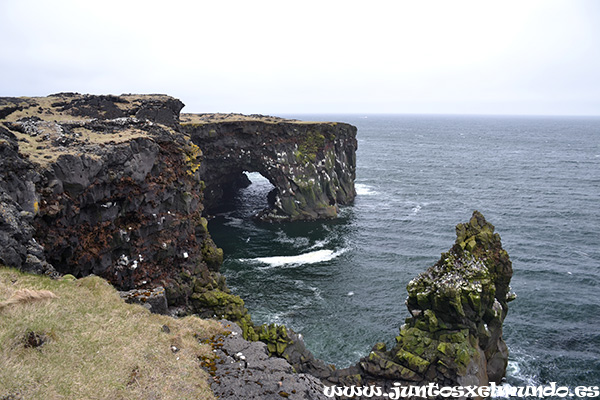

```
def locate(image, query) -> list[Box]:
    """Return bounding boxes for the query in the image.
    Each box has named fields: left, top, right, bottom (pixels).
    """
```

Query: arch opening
left=206, top=171, right=277, bottom=219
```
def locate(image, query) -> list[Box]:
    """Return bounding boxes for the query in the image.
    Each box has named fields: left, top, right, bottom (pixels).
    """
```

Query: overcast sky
left=1, top=0, right=599, bottom=115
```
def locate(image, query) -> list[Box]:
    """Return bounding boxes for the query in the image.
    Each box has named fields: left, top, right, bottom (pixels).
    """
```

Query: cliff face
left=261, top=211, right=515, bottom=393
left=0, top=94, right=358, bottom=323
left=181, top=114, right=357, bottom=221
left=0, top=94, right=514, bottom=397
left=0, top=94, right=232, bottom=318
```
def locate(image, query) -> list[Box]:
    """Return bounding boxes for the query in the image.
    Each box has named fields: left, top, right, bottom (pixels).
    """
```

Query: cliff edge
left=181, top=113, right=357, bottom=221
left=0, top=93, right=357, bottom=323
left=0, top=94, right=514, bottom=398
left=252, top=211, right=515, bottom=397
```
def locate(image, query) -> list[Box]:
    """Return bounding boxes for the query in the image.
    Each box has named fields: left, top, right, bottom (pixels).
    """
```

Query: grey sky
left=1, top=0, right=599, bottom=115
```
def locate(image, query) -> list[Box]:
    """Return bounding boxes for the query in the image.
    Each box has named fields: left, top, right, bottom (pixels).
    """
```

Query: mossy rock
left=253, top=323, right=294, bottom=357
left=365, top=351, right=422, bottom=381
left=437, top=329, right=469, bottom=344
left=201, top=238, right=223, bottom=270
left=395, top=350, right=430, bottom=374
left=436, top=337, right=477, bottom=374
left=195, top=216, right=209, bottom=235
left=190, top=289, right=247, bottom=321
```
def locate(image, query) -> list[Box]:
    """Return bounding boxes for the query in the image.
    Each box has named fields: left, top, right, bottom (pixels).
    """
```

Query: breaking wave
left=355, top=183, right=378, bottom=196
left=240, top=248, right=347, bottom=268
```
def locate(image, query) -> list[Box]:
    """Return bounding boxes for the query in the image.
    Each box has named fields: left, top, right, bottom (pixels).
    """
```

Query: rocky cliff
left=249, top=211, right=515, bottom=397
left=0, top=94, right=514, bottom=398
left=181, top=113, right=357, bottom=221
left=0, top=93, right=357, bottom=322
left=346, top=211, right=514, bottom=389
left=0, top=94, right=224, bottom=315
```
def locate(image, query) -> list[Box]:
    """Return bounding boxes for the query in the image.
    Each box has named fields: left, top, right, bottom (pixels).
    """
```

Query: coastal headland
left=0, top=94, right=513, bottom=399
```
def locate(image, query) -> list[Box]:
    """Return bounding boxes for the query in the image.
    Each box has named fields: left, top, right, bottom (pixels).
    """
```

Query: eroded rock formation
left=0, top=94, right=514, bottom=398
left=245, top=211, right=515, bottom=395
left=201, top=320, right=328, bottom=400
left=0, top=94, right=233, bottom=317
left=343, top=211, right=515, bottom=389
left=0, top=93, right=357, bottom=323
left=181, top=114, right=357, bottom=221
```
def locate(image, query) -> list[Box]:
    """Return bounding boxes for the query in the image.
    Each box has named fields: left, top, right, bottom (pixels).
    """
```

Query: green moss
left=455, top=344, right=473, bottom=367
left=396, top=350, right=430, bottom=374
left=435, top=335, right=477, bottom=373
left=296, top=130, right=326, bottom=164
left=279, top=196, right=299, bottom=218
left=395, top=326, right=440, bottom=364
left=253, top=323, right=294, bottom=357
left=437, top=341, right=451, bottom=356
left=373, top=342, right=387, bottom=352
left=237, top=315, right=257, bottom=341
left=190, top=289, right=247, bottom=321
left=201, top=238, right=223, bottom=270
left=195, top=216, right=209, bottom=235
left=184, top=142, right=202, bottom=176
left=415, top=309, right=440, bottom=332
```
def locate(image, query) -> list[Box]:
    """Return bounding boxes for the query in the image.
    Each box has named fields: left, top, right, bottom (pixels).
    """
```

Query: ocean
left=208, top=114, right=600, bottom=389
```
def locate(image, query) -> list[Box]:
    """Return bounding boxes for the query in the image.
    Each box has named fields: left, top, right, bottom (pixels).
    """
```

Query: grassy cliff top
left=0, top=93, right=176, bottom=123
left=0, top=267, right=223, bottom=400
left=0, top=94, right=181, bottom=168
left=180, top=112, right=337, bottom=126
left=0, top=94, right=341, bottom=169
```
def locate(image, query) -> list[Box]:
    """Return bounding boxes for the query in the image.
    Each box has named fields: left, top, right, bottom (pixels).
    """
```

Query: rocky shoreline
left=207, top=211, right=514, bottom=399
left=0, top=94, right=514, bottom=399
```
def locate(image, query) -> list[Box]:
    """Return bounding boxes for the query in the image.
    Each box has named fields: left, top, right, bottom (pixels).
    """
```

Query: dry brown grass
left=0, top=267, right=223, bottom=400
left=0, top=96, right=90, bottom=123
left=0, top=94, right=173, bottom=123
left=180, top=112, right=333, bottom=126
left=9, top=125, right=153, bottom=168
left=1, top=95, right=159, bottom=168
left=0, top=288, right=58, bottom=311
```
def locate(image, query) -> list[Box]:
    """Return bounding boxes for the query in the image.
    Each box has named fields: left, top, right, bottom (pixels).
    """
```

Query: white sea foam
left=241, top=248, right=347, bottom=268
left=355, top=183, right=378, bottom=196
left=274, top=231, right=310, bottom=248
left=293, top=280, right=324, bottom=301
left=308, top=239, right=329, bottom=250
left=224, top=217, right=244, bottom=227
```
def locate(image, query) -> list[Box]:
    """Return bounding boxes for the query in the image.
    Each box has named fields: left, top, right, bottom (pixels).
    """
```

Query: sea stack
left=325, top=211, right=515, bottom=391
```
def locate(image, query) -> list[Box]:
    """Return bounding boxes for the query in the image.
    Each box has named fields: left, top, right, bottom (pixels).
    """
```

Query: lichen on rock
left=1, top=94, right=516, bottom=399
left=0, top=94, right=234, bottom=320
left=326, top=210, right=515, bottom=390
left=182, top=115, right=357, bottom=221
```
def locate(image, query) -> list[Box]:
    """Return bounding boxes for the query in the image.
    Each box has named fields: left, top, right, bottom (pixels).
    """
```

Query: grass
left=0, top=94, right=174, bottom=124
left=0, top=267, right=223, bottom=400
left=180, top=112, right=335, bottom=126
left=0, top=95, right=176, bottom=168
left=1, top=96, right=88, bottom=123
left=9, top=124, right=153, bottom=167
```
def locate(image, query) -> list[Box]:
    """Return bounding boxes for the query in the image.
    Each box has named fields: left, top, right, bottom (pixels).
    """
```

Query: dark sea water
left=208, top=114, right=600, bottom=389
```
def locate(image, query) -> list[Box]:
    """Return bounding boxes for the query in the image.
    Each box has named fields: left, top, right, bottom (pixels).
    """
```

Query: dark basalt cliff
left=0, top=94, right=514, bottom=399
left=249, top=211, right=515, bottom=396
left=0, top=93, right=357, bottom=322
left=181, top=113, right=357, bottom=221
left=0, top=94, right=221, bottom=312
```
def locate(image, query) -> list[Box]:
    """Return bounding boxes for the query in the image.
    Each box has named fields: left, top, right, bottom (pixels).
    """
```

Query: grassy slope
left=0, top=267, right=223, bottom=400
